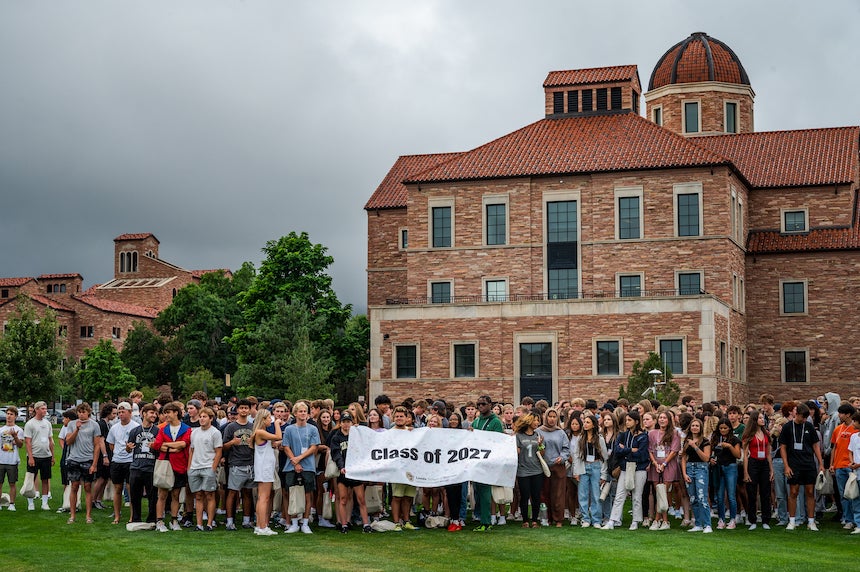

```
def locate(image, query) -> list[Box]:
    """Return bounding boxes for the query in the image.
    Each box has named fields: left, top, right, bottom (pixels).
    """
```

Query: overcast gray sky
left=2, top=1, right=859, bottom=313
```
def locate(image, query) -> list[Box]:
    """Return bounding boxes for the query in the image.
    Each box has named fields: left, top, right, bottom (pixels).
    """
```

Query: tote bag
left=153, top=453, right=174, bottom=490
left=287, top=485, right=306, bottom=516
left=365, top=484, right=383, bottom=514
left=492, top=486, right=514, bottom=505
left=324, top=452, right=340, bottom=479
left=624, top=462, right=637, bottom=491
left=815, top=470, right=834, bottom=495
left=538, top=454, right=551, bottom=478
left=21, top=472, right=38, bottom=498
left=655, top=477, right=669, bottom=513
left=843, top=472, right=859, bottom=500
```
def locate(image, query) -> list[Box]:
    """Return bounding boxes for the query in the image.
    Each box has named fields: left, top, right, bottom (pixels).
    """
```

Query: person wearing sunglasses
left=471, top=396, right=503, bottom=531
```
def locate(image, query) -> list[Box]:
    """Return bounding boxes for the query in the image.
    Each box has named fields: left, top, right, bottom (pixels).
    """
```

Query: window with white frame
left=673, top=183, right=703, bottom=237
left=615, top=187, right=643, bottom=240
left=484, top=278, right=507, bottom=302
left=617, top=273, right=642, bottom=297
left=683, top=101, right=700, bottom=134
left=399, top=228, right=408, bottom=250
left=725, top=101, right=738, bottom=133
left=483, top=194, right=509, bottom=246
left=780, top=280, right=807, bottom=315
left=429, top=198, right=454, bottom=248
left=677, top=271, right=703, bottom=295
left=430, top=281, right=452, bottom=304
left=781, top=208, right=808, bottom=233
left=652, top=105, right=662, bottom=126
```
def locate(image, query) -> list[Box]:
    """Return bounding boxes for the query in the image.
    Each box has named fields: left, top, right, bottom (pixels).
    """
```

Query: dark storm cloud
left=2, top=1, right=859, bottom=313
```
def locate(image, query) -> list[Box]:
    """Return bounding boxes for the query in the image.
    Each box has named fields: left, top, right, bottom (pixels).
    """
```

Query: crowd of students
left=1, top=391, right=859, bottom=537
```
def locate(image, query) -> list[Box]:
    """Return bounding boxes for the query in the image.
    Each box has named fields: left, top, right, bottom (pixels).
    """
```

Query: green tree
left=179, top=367, right=219, bottom=400
left=120, top=321, right=173, bottom=387
left=0, top=299, right=65, bottom=404
left=619, top=352, right=681, bottom=406
left=78, top=339, right=137, bottom=402
left=330, top=314, right=369, bottom=403
left=233, top=299, right=333, bottom=400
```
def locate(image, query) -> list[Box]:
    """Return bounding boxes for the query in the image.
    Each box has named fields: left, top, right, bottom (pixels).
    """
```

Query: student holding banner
left=471, top=395, right=504, bottom=532
left=329, top=412, right=372, bottom=534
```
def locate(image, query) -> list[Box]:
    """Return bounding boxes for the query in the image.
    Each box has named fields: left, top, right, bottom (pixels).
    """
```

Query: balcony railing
left=386, top=289, right=706, bottom=305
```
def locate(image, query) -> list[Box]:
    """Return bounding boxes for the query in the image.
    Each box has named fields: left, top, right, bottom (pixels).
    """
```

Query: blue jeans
left=686, top=462, right=711, bottom=528
left=715, top=462, right=738, bottom=522
left=836, top=468, right=860, bottom=526
left=577, top=462, right=603, bottom=525
left=772, top=457, right=788, bottom=523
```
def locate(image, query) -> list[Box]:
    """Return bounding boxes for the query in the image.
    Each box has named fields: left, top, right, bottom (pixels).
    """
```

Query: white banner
left=345, top=425, right=517, bottom=487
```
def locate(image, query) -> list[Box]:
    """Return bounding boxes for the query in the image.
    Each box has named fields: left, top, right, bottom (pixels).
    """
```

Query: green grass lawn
left=2, top=437, right=855, bottom=571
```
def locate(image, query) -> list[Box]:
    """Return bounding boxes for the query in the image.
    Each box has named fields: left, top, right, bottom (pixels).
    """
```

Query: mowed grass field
left=2, top=433, right=856, bottom=571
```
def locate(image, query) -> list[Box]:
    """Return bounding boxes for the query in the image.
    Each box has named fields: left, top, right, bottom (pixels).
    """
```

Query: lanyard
left=793, top=422, right=803, bottom=447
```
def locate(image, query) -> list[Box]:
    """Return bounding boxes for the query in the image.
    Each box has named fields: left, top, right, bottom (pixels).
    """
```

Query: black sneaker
left=363, top=524, right=373, bottom=533
left=340, top=525, right=349, bottom=534
left=204, top=525, right=213, bottom=532
left=242, top=522, right=254, bottom=529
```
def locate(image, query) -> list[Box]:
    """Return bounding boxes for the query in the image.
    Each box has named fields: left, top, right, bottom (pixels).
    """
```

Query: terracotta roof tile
left=73, top=294, right=158, bottom=319
left=691, top=127, right=859, bottom=188
left=365, top=152, right=462, bottom=210
left=28, top=294, right=76, bottom=313
left=38, top=273, right=83, bottom=280
left=114, top=233, right=158, bottom=242
left=543, top=65, right=639, bottom=88
left=649, top=32, right=750, bottom=90
left=0, top=277, right=35, bottom=287
left=748, top=211, right=860, bottom=255
left=406, top=113, right=728, bottom=184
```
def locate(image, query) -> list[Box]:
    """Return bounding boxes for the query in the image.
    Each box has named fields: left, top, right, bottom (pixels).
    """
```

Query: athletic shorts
left=392, top=483, right=417, bottom=498
left=96, top=460, right=111, bottom=481
left=170, top=470, right=188, bottom=490
left=227, top=465, right=256, bottom=491
left=27, top=456, right=52, bottom=480
left=282, top=471, right=317, bottom=493
left=109, top=462, right=131, bottom=485
left=0, top=464, right=18, bottom=484
left=67, top=460, right=96, bottom=483
left=337, top=475, right=364, bottom=489
left=188, top=468, right=218, bottom=493
left=788, top=467, right=817, bottom=486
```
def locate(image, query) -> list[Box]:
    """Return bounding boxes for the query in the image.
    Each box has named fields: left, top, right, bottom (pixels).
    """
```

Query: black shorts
left=110, top=462, right=132, bottom=485
left=171, top=471, right=188, bottom=490
left=67, top=460, right=96, bottom=483
left=96, top=459, right=111, bottom=480
left=337, top=475, right=364, bottom=489
left=788, top=467, right=817, bottom=486
left=282, top=471, right=317, bottom=493
left=27, top=457, right=52, bottom=480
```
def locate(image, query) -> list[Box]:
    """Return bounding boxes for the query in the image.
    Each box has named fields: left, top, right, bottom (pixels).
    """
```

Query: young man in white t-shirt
left=0, top=406, right=25, bottom=511
left=106, top=402, right=139, bottom=524
left=187, top=407, right=223, bottom=531
left=847, top=412, right=860, bottom=534
left=23, top=401, right=55, bottom=511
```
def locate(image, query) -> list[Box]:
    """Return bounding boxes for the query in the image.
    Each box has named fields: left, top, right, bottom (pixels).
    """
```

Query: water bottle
left=538, top=503, right=548, bottom=525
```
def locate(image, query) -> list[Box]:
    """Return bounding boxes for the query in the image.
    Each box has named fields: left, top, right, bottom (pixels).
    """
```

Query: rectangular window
left=430, top=282, right=451, bottom=304
left=684, top=101, right=700, bottom=133
left=610, top=87, right=622, bottom=110
left=432, top=206, right=451, bottom=247
left=453, top=344, right=476, bottom=378
left=112, top=327, right=121, bottom=339
left=720, top=341, right=727, bottom=376
left=581, top=90, right=593, bottom=112
left=58, top=325, right=67, bottom=337
left=677, top=193, right=700, bottom=236
left=781, top=281, right=806, bottom=314
left=659, top=339, right=684, bottom=374
left=1, top=289, right=8, bottom=298
left=547, top=200, right=578, bottom=299
left=80, top=326, right=94, bottom=338
left=653, top=106, right=662, bottom=126
left=619, top=275, right=641, bottom=297
left=547, top=201, right=577, bottom=243
left=548, top=269, right=578, bottom=299
left=567, top=90, right=578, bottom=113
left=596, top=88, right=608, bottom=110
left=596, top=341, right=620, bottom=375
left=678, top=272, right=702, bottom=295
left=725, top=101, right=737, bottom=133
left=553, top=91, right=564, bottom=114
left=618, top=195, right=641, bottom=239
left=486, top=203, right=506, bottom=245
left=783, top=350, right=807, bottom=383
left=396, top=345, right=417, bottom=378
left=632, top=89, right=639, bottom=113
left=485, top=279, right=507, bottom=302
left=783, top=210, right=807, bottom=233
left=400, top=229, right=408, bottom=249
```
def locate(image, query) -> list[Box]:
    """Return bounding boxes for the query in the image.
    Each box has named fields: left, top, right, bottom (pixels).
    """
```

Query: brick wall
left=747, top=184, right=855, bottom=231
left=645, top=86, right=753, bottom=135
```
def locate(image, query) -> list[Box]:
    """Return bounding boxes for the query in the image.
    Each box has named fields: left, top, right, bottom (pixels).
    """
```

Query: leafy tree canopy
left=619, top=351, right=681, bottom=406
left=0, top=299, right=64, bottom=404
left=78, top=339, right=137, bottom=402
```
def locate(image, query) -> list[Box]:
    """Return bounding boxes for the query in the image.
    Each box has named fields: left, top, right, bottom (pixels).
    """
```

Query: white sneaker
left=649, top=520, right=661, bottom=530
left=28, top=504, right=35, bottom=511
left=843, top=522, right=855, bottom=530
left=286, top=522, right=300, bottom=533
left=748, top=524, right=757, bottom=531
left=254, top=527, right=278, bottom=536
left=786, top=522, right=796, bottom=531
left=498, top=516, right=507, bottom=526
left=569, top=517, right=578, bottom=526
left=169, top=520, right=181, bottom=531
left=581, top=521, right=590, bottom=528
left=808, top=522, right=819, bottom=532
left=156, top=521, right=168, bottom=533
left=762, top=524, right=770, bottom=530
left=301, top=522, right=313, bottom=534
left=628, top=522, right=638, bottom=531
left=703, top=526, right=713, bottom=533
left=7, top=505, right=15, bottom=512
left=602, top=522, right=614, bottom=530
left=851, top=528, right=860, bottom=535
left=490, top=515, right=497, bottom=525
left=688, top=526, right=703, bottom=532
left=41, top=502, right=50, bottom=511
left=540, top=518, right=549, bottom=527
left=659, top=521, right=670, bottom=530
left=318, top=517, right=336, bottom=528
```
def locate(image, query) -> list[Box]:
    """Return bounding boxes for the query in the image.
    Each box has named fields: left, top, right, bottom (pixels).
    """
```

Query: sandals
left=531, top=521, right=540, bottom=528
left=522, top=522, right=530, bottom=528
left=111, top=519, right=120, bottom=525
left=67, top=517, right=76, bottom=525
left=86, top=517, right=94, bottom=524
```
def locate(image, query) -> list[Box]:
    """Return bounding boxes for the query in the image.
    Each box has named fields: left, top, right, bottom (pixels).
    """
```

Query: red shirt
left=747, top=432, right=769, bottom=461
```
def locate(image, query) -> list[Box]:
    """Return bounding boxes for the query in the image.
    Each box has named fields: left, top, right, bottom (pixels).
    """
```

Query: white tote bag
left=624, top=462, right=637, bottom=491
left=844, top=472, right=859, bottom=500
left=287, top=485, right=306, bottom=516
left=21, top=472, right=37, bottom=498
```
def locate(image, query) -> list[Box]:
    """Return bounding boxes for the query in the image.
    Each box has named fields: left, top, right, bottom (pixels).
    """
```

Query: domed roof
left=649, top=32, right=750, bottom=90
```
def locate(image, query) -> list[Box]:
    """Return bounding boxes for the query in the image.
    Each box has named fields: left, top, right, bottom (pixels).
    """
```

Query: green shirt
left=472, top=413, right=503, bottom=433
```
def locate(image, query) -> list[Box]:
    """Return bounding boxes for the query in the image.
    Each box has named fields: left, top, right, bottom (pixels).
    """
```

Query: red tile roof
left=38, top=273, right=83, bottom=280
left=406, top=113, right=729, bottom=184
left=114, top=233, right=159, bottom=242
left=365, top=152, right=462, bottom=210
left=191, top=269, right=232, bottom=279
left=650, top=32, right=750, bottom=90
left=28, top=294, right=75, bottom=313
left=0, top=277, right=35, bottom=287
left=691, top=127, right=859, bottom=189
left=74, top=295, right=159, bottom=319
left=543, top=65, right=639, bottom=88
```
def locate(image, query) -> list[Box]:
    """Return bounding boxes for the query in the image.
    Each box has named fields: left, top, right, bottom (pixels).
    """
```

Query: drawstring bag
left=624, top=462, right=637, bottom=491
left=655, top=476, right=669, bottom=513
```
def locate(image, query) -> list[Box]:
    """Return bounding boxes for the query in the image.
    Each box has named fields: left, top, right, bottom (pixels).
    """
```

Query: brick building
left=0, top=233, right=224, bottom=360
left=365, top=32, right=860, bottom=406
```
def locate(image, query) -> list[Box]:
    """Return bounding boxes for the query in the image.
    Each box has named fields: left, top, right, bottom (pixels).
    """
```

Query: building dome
left=649, top=32, right=750, bottom=91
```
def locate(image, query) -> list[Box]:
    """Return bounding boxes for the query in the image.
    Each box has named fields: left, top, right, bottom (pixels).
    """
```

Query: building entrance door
left=519, top=342, right=552, bottom=403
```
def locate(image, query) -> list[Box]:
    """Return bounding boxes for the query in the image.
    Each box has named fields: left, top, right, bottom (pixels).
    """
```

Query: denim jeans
left=772, top=457, right=788, bottom=523
left=686, top=462, right=711, bottom=528
left=577, top=462, right=603, bottom=525
left=836, top=468, right=860, bottom=525
left=715, top=462, right=738, bottom=522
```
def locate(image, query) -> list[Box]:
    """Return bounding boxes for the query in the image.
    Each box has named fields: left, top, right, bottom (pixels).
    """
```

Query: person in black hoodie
left=329, top=412, right=371, bottom=534
left=605, top=410, right=650, bottom=530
